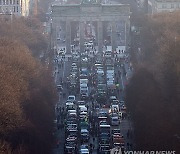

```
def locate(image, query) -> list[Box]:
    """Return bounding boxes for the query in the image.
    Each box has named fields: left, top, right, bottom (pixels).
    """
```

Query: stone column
left=50, top=18, right=54, bottom=50
left=66, top=20, right=71, bottom=54
left=111, top=21, right=116, bottom=52
left=51, top=18, right=58, bottom=51
left=98, top=21, right=103, bottom=52
left=80, top=21, right=85, bottom=52
left=125, top=19, right=130, bottom=49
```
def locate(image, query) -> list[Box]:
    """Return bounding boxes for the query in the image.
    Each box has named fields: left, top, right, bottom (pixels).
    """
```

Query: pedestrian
left=63, top=92, right=66, bottom=98
left=127, top=142, right=129, bottom=150
left=127, top=129, right=130, bottom=138
left=92, top=101, right=94, bottom=109
left=93, top=137, right=95, bottom=143
left=59, top=106, right=62, bottom=114
left=117, top=88, right=120, bottom=94
left=129, top=143, right=133, bottom=150
left=90, top=143, right=93, bottom=153
left=57, top=114, right=60, bottom=123
left=56, top=139, right=60, bottom=148
left=56, top=106, right=58, bottom=113
left=118, top=70, right=121, bottom=76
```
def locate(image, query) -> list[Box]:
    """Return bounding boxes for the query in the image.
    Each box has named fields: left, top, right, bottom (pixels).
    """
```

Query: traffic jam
left=54, top=40, right=132, bottom=154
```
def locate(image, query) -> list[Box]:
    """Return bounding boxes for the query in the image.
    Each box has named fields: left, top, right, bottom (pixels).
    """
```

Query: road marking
left=121, top=72, right=124, bottom=90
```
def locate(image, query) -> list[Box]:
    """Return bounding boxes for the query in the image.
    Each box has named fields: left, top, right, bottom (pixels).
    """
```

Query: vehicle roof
left=81, top=129, right=88, bottom=133
left=112, top=104, right=119, bottom=107
left=99, top=124, right=111, bottom=127
left=112, top=116, right=119, bottom=119
left=66, top=102, right=74, bottom=105
left=68, top=95, right=75, bottom=98
left=110, top=96, right=117, bottom=99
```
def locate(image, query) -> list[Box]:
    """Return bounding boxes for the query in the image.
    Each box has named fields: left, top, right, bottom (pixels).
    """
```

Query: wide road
left=50, top=1, right=139, bottom=153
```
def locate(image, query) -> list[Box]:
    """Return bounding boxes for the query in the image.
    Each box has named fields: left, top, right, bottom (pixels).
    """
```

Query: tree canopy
left=0, top=16, right=48, bottom=57
left=0, top=16, right=57, bottom=153
left=126, top=11, right=180, bottom=152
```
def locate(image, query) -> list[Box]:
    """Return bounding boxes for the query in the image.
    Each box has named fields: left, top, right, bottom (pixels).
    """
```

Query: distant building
left=0, top=0, right=31, bottom=16
left=21, top=0, right=30, bottom=16
left=148, top=0, right=180, bottom=14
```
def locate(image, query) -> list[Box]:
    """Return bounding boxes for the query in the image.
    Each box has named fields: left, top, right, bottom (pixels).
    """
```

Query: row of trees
left=0, top=16, right=57, bottom=153
left=126, top=11, right=180, bottom=152
left=0, top=17, right=48, bottom=58
left=37, top=0, right=53, bottom=21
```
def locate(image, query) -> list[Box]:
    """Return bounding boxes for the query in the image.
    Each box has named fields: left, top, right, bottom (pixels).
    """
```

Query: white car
left=79, top=106, right=87, bottom=112
left=71, top=63, right=77, bottom=68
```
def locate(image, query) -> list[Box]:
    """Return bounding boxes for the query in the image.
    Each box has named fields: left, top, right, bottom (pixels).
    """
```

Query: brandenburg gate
left=50, top=0, right=131, bottom=53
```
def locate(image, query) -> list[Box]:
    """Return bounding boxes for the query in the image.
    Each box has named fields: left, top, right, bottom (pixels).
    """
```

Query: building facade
left=0, top=0, right=31, bottom=16
left=148, top=0, right=180, bottom=14
left=20, top=0, right=30, bottom=16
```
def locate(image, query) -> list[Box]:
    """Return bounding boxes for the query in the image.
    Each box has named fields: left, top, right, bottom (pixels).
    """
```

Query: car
left=99, top=145, right=110, bottom=153
left=78, top=101, right=86, bottom=106
left=67, top=109, right=77, bottom=116
left=111, top=116, right=120, bottom=126
left=99, top=120, right=108, bottom=126
left=66, top=124, right=78, bottom=132
left=79, top=144, right=89, bottom=154
left=112, top=129, right=121, bottom=136
left=80, top=93, right=88, bottom=100
left=72, top=53, right=80, bottom=59
left=109, top=96, right=117, bottom=102
left=79, top=106, right=88, bottom=113
left=112, top=134, right=125, bottom=147
left=79, top=114, right=88, bottom=121
left=72, top=57, right=79, bottom=63
left=56, top=84, right=63, bottom=91
left=66, top=101, right=75, bottom=111
left=64, top=141, right=76, bottom=154
left=71, top=63, right=77, bottom=67
left=68, top=95, right=76, bottom=103
left=66, top=136, right=77, bottom=142
left=80, top=129, right=89, bottom=142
